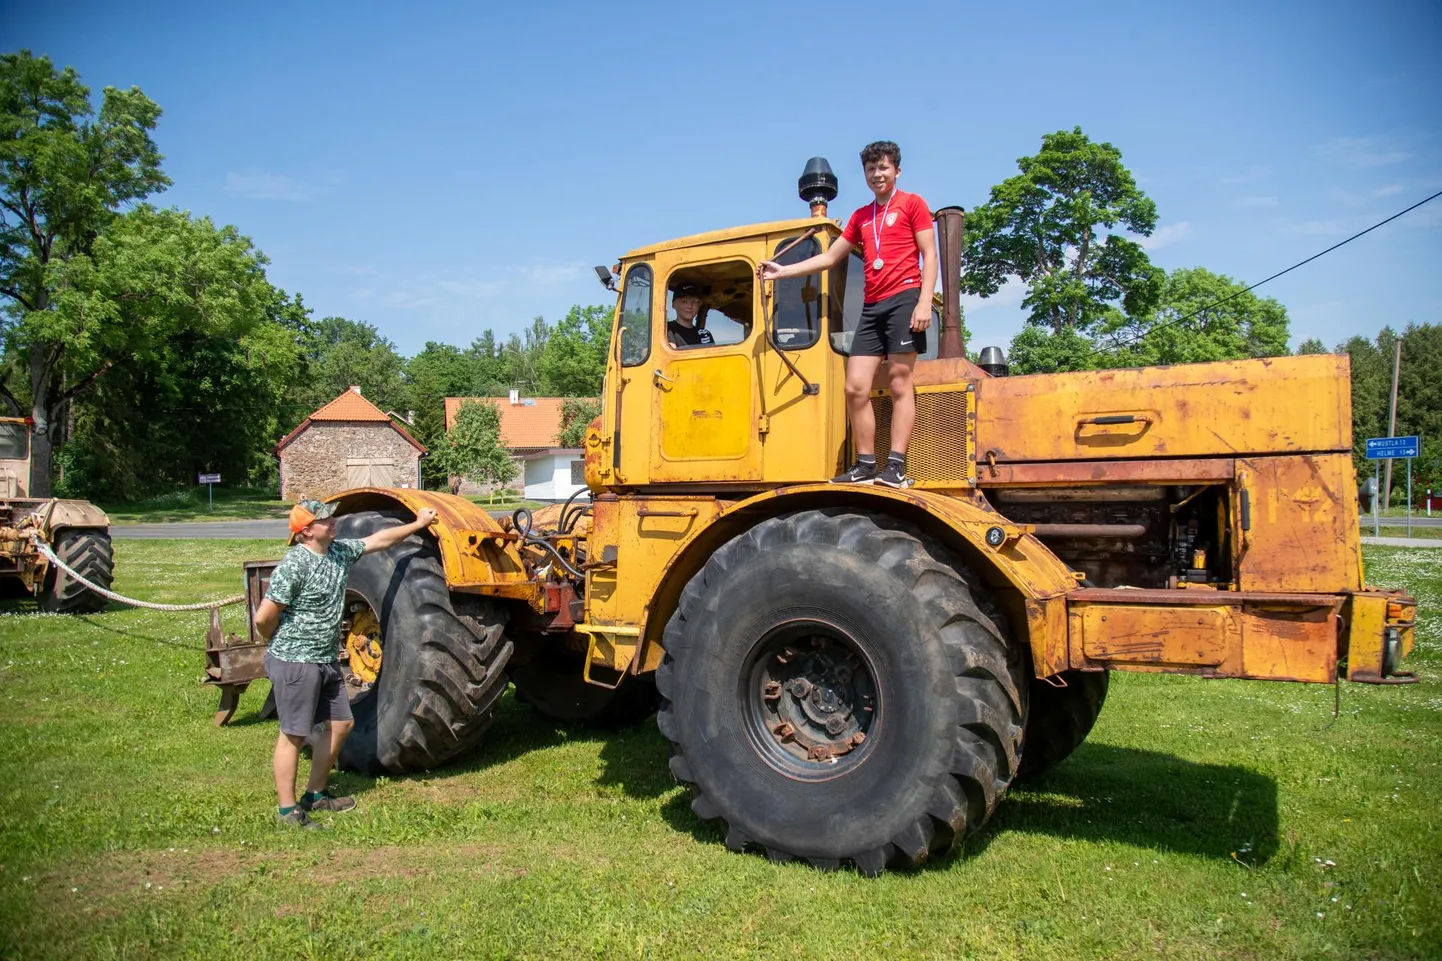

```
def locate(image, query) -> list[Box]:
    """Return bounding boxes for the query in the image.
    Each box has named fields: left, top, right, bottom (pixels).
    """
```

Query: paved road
left=1362, top=515, right=1442, bottom=529
left=110, top=519, right=292, bottom=539
left=1360, top=535, right=1442, bottom=548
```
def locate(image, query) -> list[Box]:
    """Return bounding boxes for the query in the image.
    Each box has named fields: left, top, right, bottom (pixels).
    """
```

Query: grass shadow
left=966, top=742, right=1279, bottom=866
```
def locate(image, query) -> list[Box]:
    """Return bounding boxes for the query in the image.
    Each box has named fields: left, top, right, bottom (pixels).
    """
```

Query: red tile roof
left=445, top=396, right=593, bottom=450
left=276, top=386, right=427, bottom=454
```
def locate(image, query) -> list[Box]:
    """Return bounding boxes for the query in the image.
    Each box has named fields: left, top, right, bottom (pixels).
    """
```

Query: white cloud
left=1314, top=137, right=1413, bottom=168
left=223, top=171, right=312, bottom=201
left=1235, top=195, right=1279, bottom=208
left=1139, top=221, right=1193, bottom=250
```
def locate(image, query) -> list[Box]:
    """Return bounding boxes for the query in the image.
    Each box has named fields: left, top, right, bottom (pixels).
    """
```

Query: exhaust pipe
left=935, top=206, right=966, bottom=359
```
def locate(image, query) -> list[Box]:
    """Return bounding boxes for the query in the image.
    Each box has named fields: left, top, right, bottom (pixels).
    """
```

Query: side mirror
left=594, top=266, right=617, bottom=291
left=1359, top=476, right=1378, bottom=513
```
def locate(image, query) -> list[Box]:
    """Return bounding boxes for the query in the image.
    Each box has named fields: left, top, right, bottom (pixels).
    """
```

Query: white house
left=443, top=394, right=589, bottom=502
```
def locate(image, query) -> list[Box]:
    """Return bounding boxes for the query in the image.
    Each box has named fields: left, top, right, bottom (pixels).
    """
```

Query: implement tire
left=1018, top=669, right=1109, bottom=781
left=509, top=644, right=659, bottom=728
left=334, top=510, right=514, bottom=774
left=39, top=529, right=114, bottom=614
left=656, top=509, right=1027, bottom=875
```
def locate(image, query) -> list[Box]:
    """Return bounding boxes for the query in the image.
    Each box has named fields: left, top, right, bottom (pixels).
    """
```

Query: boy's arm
left=757, top=237, right=853, bottom=282
left=911, top=227, right=938, bottom=331
left=361, top=508, right=440, bottom=555
left=254, top=598, right=285, bottom=641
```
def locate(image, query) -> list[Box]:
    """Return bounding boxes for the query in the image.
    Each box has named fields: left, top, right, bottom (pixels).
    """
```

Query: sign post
left=1365, top=436, right=1420, bottom=540
left=198, top=472, right=221, bottom=511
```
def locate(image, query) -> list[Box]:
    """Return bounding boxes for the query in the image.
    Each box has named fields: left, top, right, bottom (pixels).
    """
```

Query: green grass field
left=100, top=488, right=291, bottom=525
left=0, top=541, right=1438, bottom=959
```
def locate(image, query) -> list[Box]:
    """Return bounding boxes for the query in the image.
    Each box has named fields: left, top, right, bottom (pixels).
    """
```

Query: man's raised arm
left=361, top=507, right=439, bottom=555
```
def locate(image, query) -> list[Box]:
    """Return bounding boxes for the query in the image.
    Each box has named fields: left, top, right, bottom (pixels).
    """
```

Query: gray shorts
left=265, top=652, right=353, bottom=737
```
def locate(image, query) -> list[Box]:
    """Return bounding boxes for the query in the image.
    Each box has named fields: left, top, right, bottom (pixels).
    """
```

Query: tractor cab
left=0, top=417, right=31, bottom=499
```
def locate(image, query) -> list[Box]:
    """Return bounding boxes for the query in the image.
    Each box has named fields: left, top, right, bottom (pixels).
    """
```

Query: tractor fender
left=43, top=499, right=110, bottom=533
left=639, top=484, right=1078, bottom=677
left=325, top=488, right=532, bottom=593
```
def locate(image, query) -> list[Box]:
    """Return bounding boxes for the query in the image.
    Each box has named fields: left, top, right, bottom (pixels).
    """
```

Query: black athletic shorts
left=851, top=288, right=926, bottom=357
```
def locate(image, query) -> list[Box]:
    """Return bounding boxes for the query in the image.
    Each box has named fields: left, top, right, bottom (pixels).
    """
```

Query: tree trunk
left=28, top=336, right=54, bottom=497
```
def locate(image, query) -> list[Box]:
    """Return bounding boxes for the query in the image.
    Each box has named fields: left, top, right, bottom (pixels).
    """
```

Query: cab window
left=771, top=235, right=822, bottom=350
left=618, top=264, right=652, bottom=367
left=828, top=250, right=938, bottom=360
left=0, top=422, right=27, bottom=460
left=663, top=261, right=753, bottom=350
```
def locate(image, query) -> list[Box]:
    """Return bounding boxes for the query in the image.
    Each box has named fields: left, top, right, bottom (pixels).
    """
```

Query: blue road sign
left=1365, top=435, right=1420, bottom=459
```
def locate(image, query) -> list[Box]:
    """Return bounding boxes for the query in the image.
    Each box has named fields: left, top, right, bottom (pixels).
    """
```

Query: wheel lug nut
left=772, top=722, right=796, bottom=742
left=763, top=680, right=781, bottom=701
left=825, top=716, right=847, bottom=735
left=788, top=678, right=812, bottom=698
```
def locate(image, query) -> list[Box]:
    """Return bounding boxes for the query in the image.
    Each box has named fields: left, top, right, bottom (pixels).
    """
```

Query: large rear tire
left=1018, top=669, right=1109, bottom=780
left=509, top=643, right=659, bottom=728
left=39, top=528, right=114, bottom=614
left=656, top=509, right=1027, bottom=875
left=333, top=510, right=514, bottom=774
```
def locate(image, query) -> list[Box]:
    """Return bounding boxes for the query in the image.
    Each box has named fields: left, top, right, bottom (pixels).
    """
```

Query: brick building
left=276, top=387, right=426, bottom=501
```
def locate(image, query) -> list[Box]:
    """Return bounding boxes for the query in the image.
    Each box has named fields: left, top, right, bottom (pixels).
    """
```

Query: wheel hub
left=749, top=623, right=876, bottom=775
left=342, top=600, right=382, bottom=687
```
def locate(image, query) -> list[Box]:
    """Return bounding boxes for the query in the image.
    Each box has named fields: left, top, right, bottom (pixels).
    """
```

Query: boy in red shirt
left=759, top=141, right=936, bottom=487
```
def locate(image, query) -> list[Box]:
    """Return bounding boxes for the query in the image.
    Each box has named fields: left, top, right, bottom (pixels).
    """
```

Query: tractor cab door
left=648, top=249, right=762, bottom=485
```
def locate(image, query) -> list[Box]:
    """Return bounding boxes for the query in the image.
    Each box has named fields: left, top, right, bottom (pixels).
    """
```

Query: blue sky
left=8, top=0, right=1440, bottom=357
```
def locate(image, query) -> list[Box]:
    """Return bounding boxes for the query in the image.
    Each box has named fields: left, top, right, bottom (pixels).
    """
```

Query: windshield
left=0, top=422, right=28, bottom=460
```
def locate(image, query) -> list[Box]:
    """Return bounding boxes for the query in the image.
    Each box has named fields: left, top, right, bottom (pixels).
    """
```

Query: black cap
left=671, top=283, right=704, bottom=299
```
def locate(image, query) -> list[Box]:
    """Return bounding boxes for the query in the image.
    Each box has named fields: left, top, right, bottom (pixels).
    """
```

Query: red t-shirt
left=841, top=190, right=932, bottom=303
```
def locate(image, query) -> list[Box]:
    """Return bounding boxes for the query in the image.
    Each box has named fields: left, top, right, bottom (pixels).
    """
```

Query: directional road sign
left=1365, top=436, right=1419, bottom=459
left=198, top=472, right=222, bottom=484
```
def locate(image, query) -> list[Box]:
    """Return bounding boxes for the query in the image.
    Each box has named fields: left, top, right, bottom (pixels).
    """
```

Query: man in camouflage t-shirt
left=253, top=498, right=438, bottom=828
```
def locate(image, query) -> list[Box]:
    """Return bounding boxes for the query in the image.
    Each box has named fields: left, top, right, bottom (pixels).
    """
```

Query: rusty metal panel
left=1344, top=591, right=1416, bottom=682
left=862, top=385, right=974, bottom=487
left=1079, top=604, right=1232, bottom=666
left=974, top=354, right=1351, bottom=463
left=1068, top=588, right=1344, bottom=682
left=1235, top=453, right=1362, bottom=593
left=978, top=457, right=1235, bottom=487
left=1027, top=595, right=1070, bottom=677
left=1241, top=602, right=1337, bottom=683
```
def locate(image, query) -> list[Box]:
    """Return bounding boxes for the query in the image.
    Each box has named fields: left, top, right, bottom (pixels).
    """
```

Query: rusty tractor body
left=0, top=417, right=114, bottom=613
left=238, top=163, right=1415, bottom=874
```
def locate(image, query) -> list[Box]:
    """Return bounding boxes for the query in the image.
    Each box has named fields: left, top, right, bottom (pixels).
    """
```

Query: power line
left=1089, top=188, right=1442, bottom=357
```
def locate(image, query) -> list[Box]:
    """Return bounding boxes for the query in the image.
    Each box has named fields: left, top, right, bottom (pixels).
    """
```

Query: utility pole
left=1384, top=337, right=1402, bottom=510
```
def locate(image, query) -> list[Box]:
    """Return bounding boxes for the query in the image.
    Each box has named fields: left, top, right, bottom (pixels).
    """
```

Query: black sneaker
left=300, top=790, right=356, bottom=813
left=830, top=460, right=878, bottom=485
left=278, top=808, right=326, bottom=830
left=875, top=461, right=914, bottom=488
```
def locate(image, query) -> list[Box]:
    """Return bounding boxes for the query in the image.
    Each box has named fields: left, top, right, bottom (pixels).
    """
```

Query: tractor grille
left=861, top=386, right=973, bottom=486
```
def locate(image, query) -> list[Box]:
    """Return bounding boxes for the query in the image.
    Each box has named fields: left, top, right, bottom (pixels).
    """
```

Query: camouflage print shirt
left=264, top=539, right=367, bottom=663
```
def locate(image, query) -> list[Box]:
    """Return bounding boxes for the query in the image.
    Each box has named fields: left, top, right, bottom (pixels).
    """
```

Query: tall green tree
left=1296, top=337, right=1327, bottom=355
left=0, top=51, right=170, bottom=494
left=1090, top=268, right=1290, bottom=367
left=405, top=341, right=484, bottom=487
left=45, top=207, right=287, bottom=499
left=300, top=316, right=408, bottom=414
left=538, top=304, right=611, bottom=396
left=432, top=399, right=516, bottom=495
left=556, top=397, right=602, bottom=448
left=502, top=315, right=550, bottom=393
left=964, top=127, right=1163, bottom=334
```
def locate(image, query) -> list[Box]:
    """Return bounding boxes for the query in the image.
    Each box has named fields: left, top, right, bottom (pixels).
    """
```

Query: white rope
left=31, top=535, right=246, bottom=612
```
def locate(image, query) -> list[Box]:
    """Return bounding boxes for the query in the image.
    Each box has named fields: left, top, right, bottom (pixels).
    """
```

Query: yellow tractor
left=242, top=160, right=1415, bottom=875
left=0, top=416, right=114, bottom=612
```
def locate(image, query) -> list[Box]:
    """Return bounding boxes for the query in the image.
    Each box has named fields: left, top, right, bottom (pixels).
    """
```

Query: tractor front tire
left=39, top=528, right=114, bottom=614
left=1018, top=669, right=1109, bottom=780
left=334, top=510, right=514, bottom=774
left=656, top=509, right=1027, bottom=875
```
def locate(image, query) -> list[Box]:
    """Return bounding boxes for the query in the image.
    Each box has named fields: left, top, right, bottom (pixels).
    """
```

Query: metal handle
left=636, top=507, right=699, bottom=518
left=653, top=369, right=675, bottom=383
left=1078, top=414, right=1153, bottom=427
